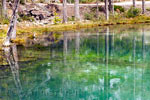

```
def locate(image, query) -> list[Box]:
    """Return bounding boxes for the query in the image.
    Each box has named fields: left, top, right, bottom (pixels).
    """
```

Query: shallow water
left=0, top=24, right=150, bottom=100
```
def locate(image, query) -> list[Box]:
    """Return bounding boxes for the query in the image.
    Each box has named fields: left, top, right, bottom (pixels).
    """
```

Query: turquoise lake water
left=0, top=24, right=150, bottom=100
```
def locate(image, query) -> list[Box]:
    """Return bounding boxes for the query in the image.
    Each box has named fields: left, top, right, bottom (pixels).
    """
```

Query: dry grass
left=0, top=15, right=150, bottom=46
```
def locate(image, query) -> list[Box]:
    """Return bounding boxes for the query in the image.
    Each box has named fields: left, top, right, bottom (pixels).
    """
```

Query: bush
left=114, top=5, right=125, bottom=12
left=80, top=0, right=96, bottom=3
left=53, top=12, right=62, bottom=24
left=23, top=16, right=34, bottom=21
left=68, top=16, right=75, bottom=21
left=84, top=13, right=95, bottom=20
left=18, top=15, right=34, bottom=22
left=91, top=6, right=105, bottom=12
left=146, top=8, right=150, bottom=11
left=126, top=7, right=141, bottom=18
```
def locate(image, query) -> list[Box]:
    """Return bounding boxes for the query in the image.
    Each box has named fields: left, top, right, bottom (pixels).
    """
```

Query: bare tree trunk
left=74, top=0, right=80, bottom=21
left=108, top=0, right=112, bottom=12
left=96, top=0, right=99, bottom=19
left=2, top=0, right=7, bottom=18
left=63, top=0, right=67, bottom=23
left=133, top=0, right=135, bottom=7
left=105, top=0, right=109, bottom=20
left=11, top=17, right=17, bottom=39
left=112, top=0, right=114, bottom=15
left=3, top=0, right=20, bottom=46
left=142, top=0, right=145, bottom=14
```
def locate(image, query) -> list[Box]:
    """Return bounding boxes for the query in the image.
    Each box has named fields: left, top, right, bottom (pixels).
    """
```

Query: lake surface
left=0, top=24, right=150, bottom=100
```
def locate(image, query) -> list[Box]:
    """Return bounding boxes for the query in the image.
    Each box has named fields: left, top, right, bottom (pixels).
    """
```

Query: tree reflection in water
left=63, top=32, right=68, bottom=65
left=1, top=25, right=150, bottom=100
left=3, top=44, right=23, bottom=100
left=105, top=27, right=109, bottom=100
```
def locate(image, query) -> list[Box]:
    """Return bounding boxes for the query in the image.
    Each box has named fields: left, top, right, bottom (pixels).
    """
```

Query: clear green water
left=0, top=24, right=150, bottom=100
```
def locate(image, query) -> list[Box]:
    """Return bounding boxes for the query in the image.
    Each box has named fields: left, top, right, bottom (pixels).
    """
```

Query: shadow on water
left=1, top=24, right=150, bottom=100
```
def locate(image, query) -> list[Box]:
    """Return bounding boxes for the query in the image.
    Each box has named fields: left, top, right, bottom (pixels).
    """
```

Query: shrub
left=98, top=14, right=105, bottom=21
left=23, top=15, right=34, bottom=21
left=53, top=12, right=62, bottom=24
left=126, top=7, right=141, bottom=18
left=114, top=5, right=125, bottom=12
left=91, top=6, right=105, bottom=12
left=68, top=16, right=75, bottom=21
left=53, top=16, right=62, bottom=24
left=146, top=8, right=150, bottom=11
left=18, top=15, right=34, bottom=22
left=80, top=0, right=96, bottom=3
left=84, top=13, right=95, bottom=20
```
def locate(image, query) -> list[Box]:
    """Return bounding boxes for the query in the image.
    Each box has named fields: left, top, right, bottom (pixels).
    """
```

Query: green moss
left=1, top=15, right=150, bottom=46
left=11, top=38, right=26, bottom=45
left=0, top=29, right=6, bottom=38
left=0, top=17, right=9, bottom=24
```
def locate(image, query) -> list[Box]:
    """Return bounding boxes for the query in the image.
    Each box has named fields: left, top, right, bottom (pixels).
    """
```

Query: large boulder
left=17, top=3, right=60, bottom=21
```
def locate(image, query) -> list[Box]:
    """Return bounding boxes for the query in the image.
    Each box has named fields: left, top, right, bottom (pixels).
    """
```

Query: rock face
left=16, top=3, right=104, bottom=22
left=7, top=3, right=108, bottom=23
left=17, top=3, right=60, bottom=21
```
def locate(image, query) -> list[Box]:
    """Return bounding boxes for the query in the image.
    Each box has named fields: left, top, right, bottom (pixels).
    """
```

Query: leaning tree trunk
left=3, top=0, right=20, bottom=46
left=4, top=45, right=23, bottom=99
left=63, top=0, right=67, bottom=23
left=142, top=0, right=145, bottom=14
left=2, top=0, right=7, bottom=18
left=74, top=0, right=80, bottom=21
left=105, top=0, right=109, bottom=20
